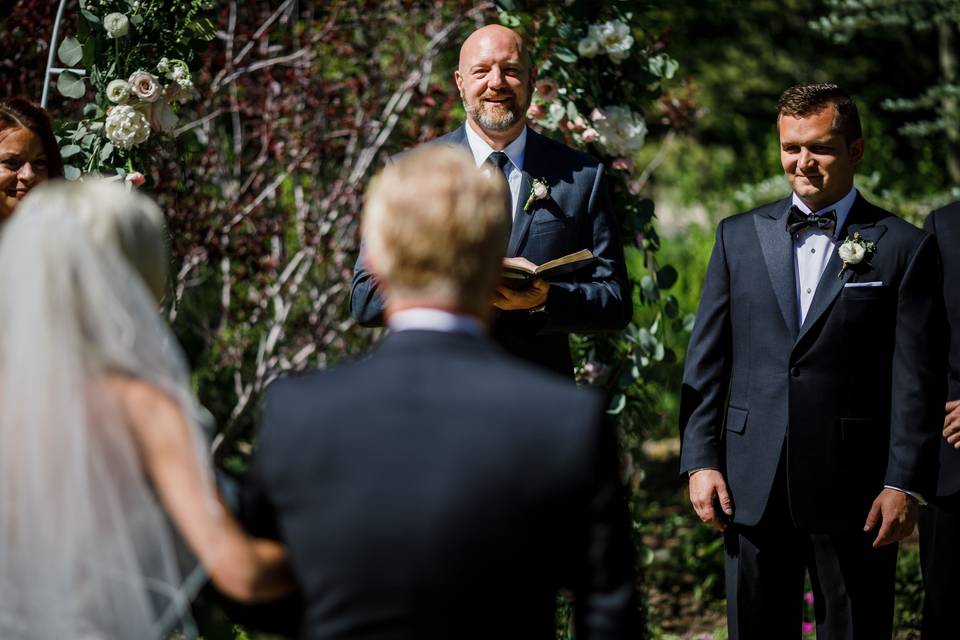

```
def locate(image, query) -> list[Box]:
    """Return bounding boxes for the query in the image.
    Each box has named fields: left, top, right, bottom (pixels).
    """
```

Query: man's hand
left=944, top=399, right=960, bottom=448
left=863, top=488, right=919, bottom=548
left=493, top=278, right=549, bottom=311
left=688, top=469, right=734, bottom=532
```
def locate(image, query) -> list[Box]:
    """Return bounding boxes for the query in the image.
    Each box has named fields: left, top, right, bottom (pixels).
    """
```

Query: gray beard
left=463, top=99, right=521, bottom=132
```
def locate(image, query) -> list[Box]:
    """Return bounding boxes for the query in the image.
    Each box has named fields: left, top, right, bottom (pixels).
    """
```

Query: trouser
left=724, top=462, right=898, bottom=640
left=918, top=491, right=960, bottom=640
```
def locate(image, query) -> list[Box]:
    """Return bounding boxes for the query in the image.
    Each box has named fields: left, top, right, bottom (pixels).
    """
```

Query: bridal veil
left=0, top=180, right=216, bottom=638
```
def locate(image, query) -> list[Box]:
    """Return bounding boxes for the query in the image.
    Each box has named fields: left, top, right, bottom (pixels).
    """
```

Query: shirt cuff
left=688, top=467, right=719, bottom=477
left=884, top=484, right=927, bottom=506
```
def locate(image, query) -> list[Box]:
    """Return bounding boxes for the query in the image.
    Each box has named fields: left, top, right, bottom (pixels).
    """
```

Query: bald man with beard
left=351, top=25, right=632, bottom=378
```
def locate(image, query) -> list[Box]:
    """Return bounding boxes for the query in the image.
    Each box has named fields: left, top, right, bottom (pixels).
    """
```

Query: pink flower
left=612, top=157, right=634, bottom=172
left=590, top=107, right=606, bottom=121
left=125, top=171, right=146, bottom=188
left=581, top=127, right=600, bottom=143
left=802, top=621, right=815, bottom=635
left=566, top=115, right=587, bottom=133
left=527, top=102, right=546, bottom=120
left=804, top=591, right=814, bottom=605
left=627, top=179, right=642, bottom=194
left=535, top=79, right=559, bottom=101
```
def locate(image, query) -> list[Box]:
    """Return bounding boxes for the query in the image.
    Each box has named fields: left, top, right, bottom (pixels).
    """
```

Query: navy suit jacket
left=680, top=193, right=946, bottom=531
left=241, top=330, right=639, bottom=640
left=350, top=125, right=632, bottom=376
left=924, top=202, right=960, bottom=498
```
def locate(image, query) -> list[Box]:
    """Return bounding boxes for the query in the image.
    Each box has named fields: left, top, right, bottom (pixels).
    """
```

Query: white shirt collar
left=463, top=121, right=527, bottom=173
left=387, top=308, right=485, bottom=336
left=791, top=185, right=858, bottom=239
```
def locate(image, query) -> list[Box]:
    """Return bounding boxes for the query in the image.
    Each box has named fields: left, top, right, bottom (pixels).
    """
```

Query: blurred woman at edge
left=0, top=97, right=64, bottom=221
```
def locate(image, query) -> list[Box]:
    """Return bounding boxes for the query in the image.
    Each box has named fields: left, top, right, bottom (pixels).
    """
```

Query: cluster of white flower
left=589, top=106, right=647, bottom=156
left=577, top=19, right=634, bottom=63
left=104, top=105, right=150, bottom=150
left=103, top=63, right=193, bottom=148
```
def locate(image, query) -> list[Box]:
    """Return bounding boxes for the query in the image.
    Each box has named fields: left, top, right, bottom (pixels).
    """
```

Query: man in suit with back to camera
left=679, top=83, right=946, bottom=639
left=240, top=145, right=639, bottom=639
left=350, top=24, right=632, bottom=378
left=919, top=202, right=960, bottom=639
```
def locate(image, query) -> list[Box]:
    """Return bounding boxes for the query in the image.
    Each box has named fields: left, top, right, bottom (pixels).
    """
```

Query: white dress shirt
left=387, top=307, right=484, bottom=336
left=464, top=122, right=526, bottom=221
left=792, top=186, right=857, bottom=326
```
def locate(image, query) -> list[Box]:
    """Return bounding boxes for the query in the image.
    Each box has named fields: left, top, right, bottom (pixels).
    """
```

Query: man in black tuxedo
left=350, top=24, right=631, bottom=377
left=679, top=83, right=945, bottom=639
left=920, top=202, right=960, bottom=639
left=240, top=145, right=639, bottom=639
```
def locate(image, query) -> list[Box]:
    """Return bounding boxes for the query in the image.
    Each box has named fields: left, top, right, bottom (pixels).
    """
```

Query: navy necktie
left=486, top=151, right=514, bottom=219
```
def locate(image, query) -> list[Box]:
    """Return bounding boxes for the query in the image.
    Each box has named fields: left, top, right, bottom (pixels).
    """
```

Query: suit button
left=790, top=366, right=800, bottom=377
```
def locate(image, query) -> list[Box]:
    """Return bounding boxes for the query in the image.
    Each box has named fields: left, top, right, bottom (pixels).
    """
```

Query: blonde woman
left=0, top=180, right=294, bottom=638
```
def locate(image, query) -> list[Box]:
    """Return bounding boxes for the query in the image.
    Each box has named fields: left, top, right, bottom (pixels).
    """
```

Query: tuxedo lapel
left=754, top=200, right=799, bottom=337
left=506, top=131, right=544, bottom=257
left=795, top=195, right=889, bottom=344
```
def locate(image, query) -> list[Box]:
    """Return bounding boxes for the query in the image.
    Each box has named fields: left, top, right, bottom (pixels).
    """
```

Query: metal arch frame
left=41, top=0, right=86, bottom=109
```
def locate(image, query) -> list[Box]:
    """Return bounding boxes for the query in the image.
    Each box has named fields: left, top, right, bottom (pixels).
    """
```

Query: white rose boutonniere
left=524, top=178, right=550, bottom=212
left=837, top=232, right=876, bottom=278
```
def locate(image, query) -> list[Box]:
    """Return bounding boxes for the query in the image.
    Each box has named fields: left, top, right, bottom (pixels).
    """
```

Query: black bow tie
left=786, top=206, right=836, bottom=237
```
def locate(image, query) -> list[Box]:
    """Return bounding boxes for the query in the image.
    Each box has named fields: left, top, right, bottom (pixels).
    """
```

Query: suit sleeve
left=542, top=164, right=632, bottom=333
left=217, top=383, right=304, bottom=636
left=884, top=232, right=947, bottom=496
left=350, top=242, right=387, bottom=327
left=573, top=413, right=641, bottom=639
left=678, top=219, right=732, bottom=475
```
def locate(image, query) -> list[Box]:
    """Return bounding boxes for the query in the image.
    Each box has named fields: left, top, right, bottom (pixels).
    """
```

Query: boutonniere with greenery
left=523, top=177, right=550, bottom=211
left=837, top=232, right=876, bottom=278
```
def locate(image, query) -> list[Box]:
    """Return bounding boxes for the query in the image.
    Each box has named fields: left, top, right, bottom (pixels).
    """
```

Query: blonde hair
left=18, top=179, right=169, bottom=301
left=362, top=145, right=510, bottom=310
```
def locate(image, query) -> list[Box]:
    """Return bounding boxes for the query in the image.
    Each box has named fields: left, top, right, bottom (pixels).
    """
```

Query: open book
left=501, top=249, right=595, bottom=289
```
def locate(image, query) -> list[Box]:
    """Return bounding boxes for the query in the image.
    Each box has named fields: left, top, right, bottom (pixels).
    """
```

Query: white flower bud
left=103, top=13, right=130, bottom=39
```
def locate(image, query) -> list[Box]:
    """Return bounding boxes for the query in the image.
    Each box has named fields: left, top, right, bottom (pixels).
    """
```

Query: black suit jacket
left=924, top=202, right=960, bottom=498
left=242, top=330, right=638, bottom=639
left=350, top=126, right=632, bottom=376
left=680, top=192, right=946, bottom=531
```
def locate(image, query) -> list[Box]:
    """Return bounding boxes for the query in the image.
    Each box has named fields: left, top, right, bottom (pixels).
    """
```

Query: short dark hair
left=0, top=97, right=65, bottom=179
left=777, top=83, right=862, bottom=144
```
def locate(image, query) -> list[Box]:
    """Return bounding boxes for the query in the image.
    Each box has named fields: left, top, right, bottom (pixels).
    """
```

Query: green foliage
left=894, top=545, right=924, bottom=634
left=54, top=0, right=215, bottom=180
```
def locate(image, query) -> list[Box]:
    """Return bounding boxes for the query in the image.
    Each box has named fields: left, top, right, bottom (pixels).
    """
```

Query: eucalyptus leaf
left=100, top=142, right=114, bottom=162
left=63, top=165, right=81, bottom=181
left=683, top=313, right=696, bottom=332
left=656, top=265, right=678, bottom=289
left=664, top=295, right=679, bottom=319
left=80, top=9, right=100, bottom=24
left=60, top=144, right=82, bottom=159
left=554, top=47, right=577, bottom=63
left=57, top=37, right=83, bottom=67
left=57, top=70, right=86, bottom=99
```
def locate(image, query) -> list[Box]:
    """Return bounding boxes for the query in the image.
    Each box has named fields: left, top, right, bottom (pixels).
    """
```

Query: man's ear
left=849, top=137, right=865, bottom=166
left=454, top=68, right=463, bottom=94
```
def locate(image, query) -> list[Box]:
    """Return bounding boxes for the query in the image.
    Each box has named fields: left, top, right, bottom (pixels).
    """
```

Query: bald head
left=454, top=25, right=536, bottom=147
left=458, top=25, right=528, bottom=72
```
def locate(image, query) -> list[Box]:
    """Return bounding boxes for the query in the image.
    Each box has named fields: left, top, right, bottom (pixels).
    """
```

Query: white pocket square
left=844, top=281, right=884, bottom=288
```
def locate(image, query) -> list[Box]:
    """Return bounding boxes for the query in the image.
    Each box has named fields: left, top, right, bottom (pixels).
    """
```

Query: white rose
left=104, top=105, right=150, bottom=149
left=127, top=70, right=162, bottom=103
left=592, top=105, right=647, bottom=155
left=838, top=241, right=866, bottom=264
left=577, top=36, right=600, bottom=58
left=589, top=20, right=634, bottom=63
left=103, top=13, right=129, bottom=39
left=157, top=57, right=171, bottom=74
left=106, top=79, right=130, bottom=104
left=533, top=182, right=548, bottom=199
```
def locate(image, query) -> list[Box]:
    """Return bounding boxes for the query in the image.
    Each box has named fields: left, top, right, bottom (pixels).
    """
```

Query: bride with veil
left=0, top=179, right=294, bottom=638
